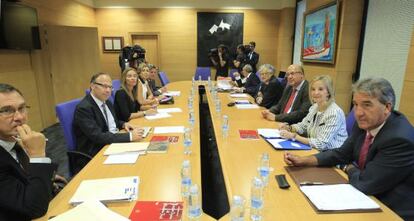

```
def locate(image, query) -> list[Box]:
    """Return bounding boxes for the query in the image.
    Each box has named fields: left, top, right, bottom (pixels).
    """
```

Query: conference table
left=36, top=81, right=401, bottom=221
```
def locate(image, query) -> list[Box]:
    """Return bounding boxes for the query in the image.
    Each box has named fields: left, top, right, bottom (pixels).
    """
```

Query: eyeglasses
left=0, top=105, right=30, bottom=118
left=94, top=82, right=113, bottom=90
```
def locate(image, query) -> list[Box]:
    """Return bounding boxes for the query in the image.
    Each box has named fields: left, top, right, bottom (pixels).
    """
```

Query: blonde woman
left=137, top=63, right=158, bottom=110
left=280, top=75, right=347, bottom=151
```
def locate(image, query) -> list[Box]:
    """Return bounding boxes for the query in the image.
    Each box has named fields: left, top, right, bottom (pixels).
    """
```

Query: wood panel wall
left=96, top=8, right=294, bottom=82
left=0, top=0, right=96, bottom=130
left=399, top=30, right=414, bottom=124
left=303, top=0, right=364, bottom=114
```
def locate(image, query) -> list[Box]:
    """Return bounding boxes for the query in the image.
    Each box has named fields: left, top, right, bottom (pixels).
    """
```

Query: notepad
left=153, top=126, right=185, bottom=134
left=264, top=138, right=311, bottom=150
left=69, top=176, right=139, bottom=205
left=104, top=152, right=141, bottom=165
left=104, top=142, right=149, bottom=156
left=144, top=112, right=171, bottom=120
left=257, top=128, right=281, bottom=139
left=50, top=200, right=129, bottom=221
left=300, top=184, right=381, bottom=212
left=157, top=108, right=182, bottom=113
left=163, top=91, right=181, bottom=96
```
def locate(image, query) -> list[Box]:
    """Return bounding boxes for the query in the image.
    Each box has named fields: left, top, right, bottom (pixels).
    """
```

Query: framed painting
left=301, top=1, right=339, bottom=64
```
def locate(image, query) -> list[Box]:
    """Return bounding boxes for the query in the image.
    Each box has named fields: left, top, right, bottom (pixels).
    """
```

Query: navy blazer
left=0, top=145, right=55, bottom=221
left=257, top=76, right=284, bottom=109
left=73, top=94, right=130, bottom=157
left=268, top=80, right=311, bottom=124
left=236, top=72, right=261, bottom=97
left=315, top=111, right=414, bottom=220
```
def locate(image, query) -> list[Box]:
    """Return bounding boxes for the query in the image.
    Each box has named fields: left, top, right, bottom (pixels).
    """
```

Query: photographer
left=119, top=45, right=146, bottom=71
left=210, top=44, right=230, bottom=80
left=233, top=44, right=246, bottom=73
left=245, top=41, right=260, bottom=73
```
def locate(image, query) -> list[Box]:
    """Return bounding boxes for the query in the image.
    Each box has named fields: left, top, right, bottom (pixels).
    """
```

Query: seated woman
left=279, top=75, right=348, bottom=151
left=148, top=64, right=167, bottom=96
left=114, top=67, right=156, bottom=122
left=137, top=63, right=159, bottom=110
left=255, top=64, right=285, bottom=109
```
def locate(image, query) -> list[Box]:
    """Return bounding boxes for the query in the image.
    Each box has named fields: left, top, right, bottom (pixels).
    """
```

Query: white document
left=235, top=104, right=259, bottom=109
left=144, top=112, right=171, bottom=120
left=154, top=126, right=185, bottom=134
left=230, top=93, right=249, bottom=98
left=163, top=91, right=181, bottom=96
left=217, top=79, right=232, bottom=90
left=257, top=128, right=281, bottom=138
left=50, top=200, right=129, bottom=221
left=300, top=184, right=380, bottom=211
left=157, top=108, right=182, bottom=113
left=69, top=176, right=139, bottom=205
left=104, top=152, right=140, bottom=165
left=234, top=99, right=250, bottom=104
left=104, top=142, right=149, bottom=156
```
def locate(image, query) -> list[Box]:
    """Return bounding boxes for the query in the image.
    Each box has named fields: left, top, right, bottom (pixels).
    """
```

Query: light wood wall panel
left=0, top=0, right=96, bottom=130
left=96, top=8, right=287, bottom=82
left=399, top=29, right=414, bottom=124
left=303, top=0, right=364, bottom=114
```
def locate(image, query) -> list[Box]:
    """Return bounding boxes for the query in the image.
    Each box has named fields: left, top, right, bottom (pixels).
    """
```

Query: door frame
left=129, top=32, right=161, bottom=69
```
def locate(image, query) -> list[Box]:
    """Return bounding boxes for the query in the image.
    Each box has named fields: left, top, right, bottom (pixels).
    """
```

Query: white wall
left=293, top=0, right=306, bottom=65
left=360, top=0, right=414, bottom=109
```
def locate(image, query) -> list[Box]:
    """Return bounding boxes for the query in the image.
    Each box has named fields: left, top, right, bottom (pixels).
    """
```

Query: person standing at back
left=245, top=41, right=260, bottom=74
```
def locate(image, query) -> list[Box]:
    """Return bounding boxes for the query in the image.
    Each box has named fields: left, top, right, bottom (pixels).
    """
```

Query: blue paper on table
left=265, top=138, right=311, bottom=150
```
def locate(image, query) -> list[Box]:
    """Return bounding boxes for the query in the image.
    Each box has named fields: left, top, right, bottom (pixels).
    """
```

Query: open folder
left=264, top=138, right=311, bottom=150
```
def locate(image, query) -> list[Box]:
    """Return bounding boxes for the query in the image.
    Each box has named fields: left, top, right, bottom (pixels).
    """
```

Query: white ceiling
left=74, top=0, right=296, bottom=9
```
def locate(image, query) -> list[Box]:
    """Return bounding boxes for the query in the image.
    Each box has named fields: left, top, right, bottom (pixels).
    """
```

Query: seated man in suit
left=73, top=73, right=144, bottom=159
left=284, top=77, right=414, bottom=220
left=0, top=83, right=56, bottom=221
left=261, top=64, right=311, bottom=124
left=233, top=64, right=261, bottom=97
left=255, top=64, right=285, bottom=109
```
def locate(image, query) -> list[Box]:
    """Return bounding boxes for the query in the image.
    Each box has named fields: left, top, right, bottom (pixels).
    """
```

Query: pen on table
left=12, top=136, right=49, bottom=142
left=299, top=181, right=324, bottom=186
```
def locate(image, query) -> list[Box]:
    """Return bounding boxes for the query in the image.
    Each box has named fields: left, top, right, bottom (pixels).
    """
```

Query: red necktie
left=283, top=89, right=297, bottom=113
left=358, top=132, right=374, bottom=170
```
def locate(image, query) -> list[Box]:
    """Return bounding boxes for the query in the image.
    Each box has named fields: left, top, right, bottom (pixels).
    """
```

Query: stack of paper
left=104, top=142, right=149, bottom=155
left=217, top=79, right=232, bottom=90
left=157, top=108, right=182, bottom=113
left=145, top=112, right=171, bottom=120
left=235, top=104, right=259, bottom=109
left=69, top=176, right=140, bottom=205
left=257, top=128, right=280, bottom=138
left=50, top=200, right=129, bottom=221
left=153, top=126, right=185, bottom=134
left=104, top=152, right=141, bottom=165
left=300, top=184, right=381, bottom=212
left=163, top=91, right=181, bottom=96
left=230, top=93, right=249, bottom=98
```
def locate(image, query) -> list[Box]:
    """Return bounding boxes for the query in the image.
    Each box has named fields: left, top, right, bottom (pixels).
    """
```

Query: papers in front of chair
left=235, top=104, right=259, bottom=109
left=104, top=142, right=149, bottom=156
left=50, top=200, right=129, bottom=221
left=144, top=112, right=171, bottom=120
left=234, top=99, right=251, bottom=104
left=153, top=126, right=185, bottom=134
left=300, top=184, right=381, bottom=212
left=163, top=91, right=181, bottom=96
left=257, top=128, right=281, bottom=139
left=104, top=152, right=141, bottom=165
left=217, top=79, right=232, bottom=90
left=69, top=176, right=139, bottom=205
left=230, top=93, right=249, bottom=98
left=157, top=108, right=182, bottom=113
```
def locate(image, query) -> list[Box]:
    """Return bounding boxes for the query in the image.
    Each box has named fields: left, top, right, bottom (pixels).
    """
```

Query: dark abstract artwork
left=197, top=12, right=244, bottom=67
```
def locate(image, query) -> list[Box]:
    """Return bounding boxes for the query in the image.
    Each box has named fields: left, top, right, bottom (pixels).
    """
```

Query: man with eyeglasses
left=73, top=73, right=144, bottom=170
left=261, top=64, right=311, bottom=124
left=0, top=83, right=56, bottom=220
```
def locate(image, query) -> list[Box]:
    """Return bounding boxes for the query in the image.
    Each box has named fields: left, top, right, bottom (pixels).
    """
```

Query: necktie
left=358, top=132, right=374, bottom=170
left=101, top=103, right=109, bottom=126
left=13, top=144, right=29, bottom=170
left=283, top=89, right=297, bottom=113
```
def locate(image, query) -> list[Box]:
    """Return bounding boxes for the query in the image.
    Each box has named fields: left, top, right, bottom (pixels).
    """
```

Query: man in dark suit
left=233, top=64, right=261, bottom=97
left=284, top=78, right=414, bottom=220
left=246, top=41, right=259, bottom=73
left=0, top=83, right=56, bottom=221
left=261, top=64, right=311, bottom=124
left=73, top=73, right=144, bottom=159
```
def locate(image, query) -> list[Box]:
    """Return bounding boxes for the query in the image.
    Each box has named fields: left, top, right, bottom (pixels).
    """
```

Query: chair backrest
left=158, top=71, right=170, bottom=86
left=112, top=79, right=121, bottom=91
left=55, top=98, right=82, bottom=151
left=346, top=108, right=356, bottom=136
left=194, top=67, right=211, bottom=80
left=229, top=69, right=238, bottom=80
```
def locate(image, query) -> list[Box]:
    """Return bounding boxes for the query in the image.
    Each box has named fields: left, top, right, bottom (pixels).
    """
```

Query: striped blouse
left=292, top=102, right=348, bottom=151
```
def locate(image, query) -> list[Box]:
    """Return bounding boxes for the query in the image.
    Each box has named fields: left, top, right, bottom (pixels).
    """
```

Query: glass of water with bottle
left=184, top=128, right=192, bottom=155
left=181, top=160, right=192, bottom=199
left=188, top=184, right=202, bottom=219
left=250, top=177, right=264, bottom=221
left=230, top=195, right=245, bottom=221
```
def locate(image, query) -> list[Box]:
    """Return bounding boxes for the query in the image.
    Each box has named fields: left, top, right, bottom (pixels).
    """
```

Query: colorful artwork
left=301, top=1, right=338, bottom=64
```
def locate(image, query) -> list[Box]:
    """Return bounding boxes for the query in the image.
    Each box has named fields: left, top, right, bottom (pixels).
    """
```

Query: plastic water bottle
left=208, top=76, right=212, bottom=88
left=250, top=177, right=264, bottom=221
left=230, top=195, right=245, bottom=221
left=188, top=97, right=193, bottom=110
left=222, top=115, right=229, bottom=138
left=184, top=128, right=192, bottom=155
left=258, top=153, right=270, bottom=186
left=188, top=184, right=202, bottom=219
left=181, top=160, right=192, bottom=198
left=198, top=75, right=202, bottom=82
left=189, top=111, right=195, bottom=128
left=215, top=99, right=221, bottom=114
